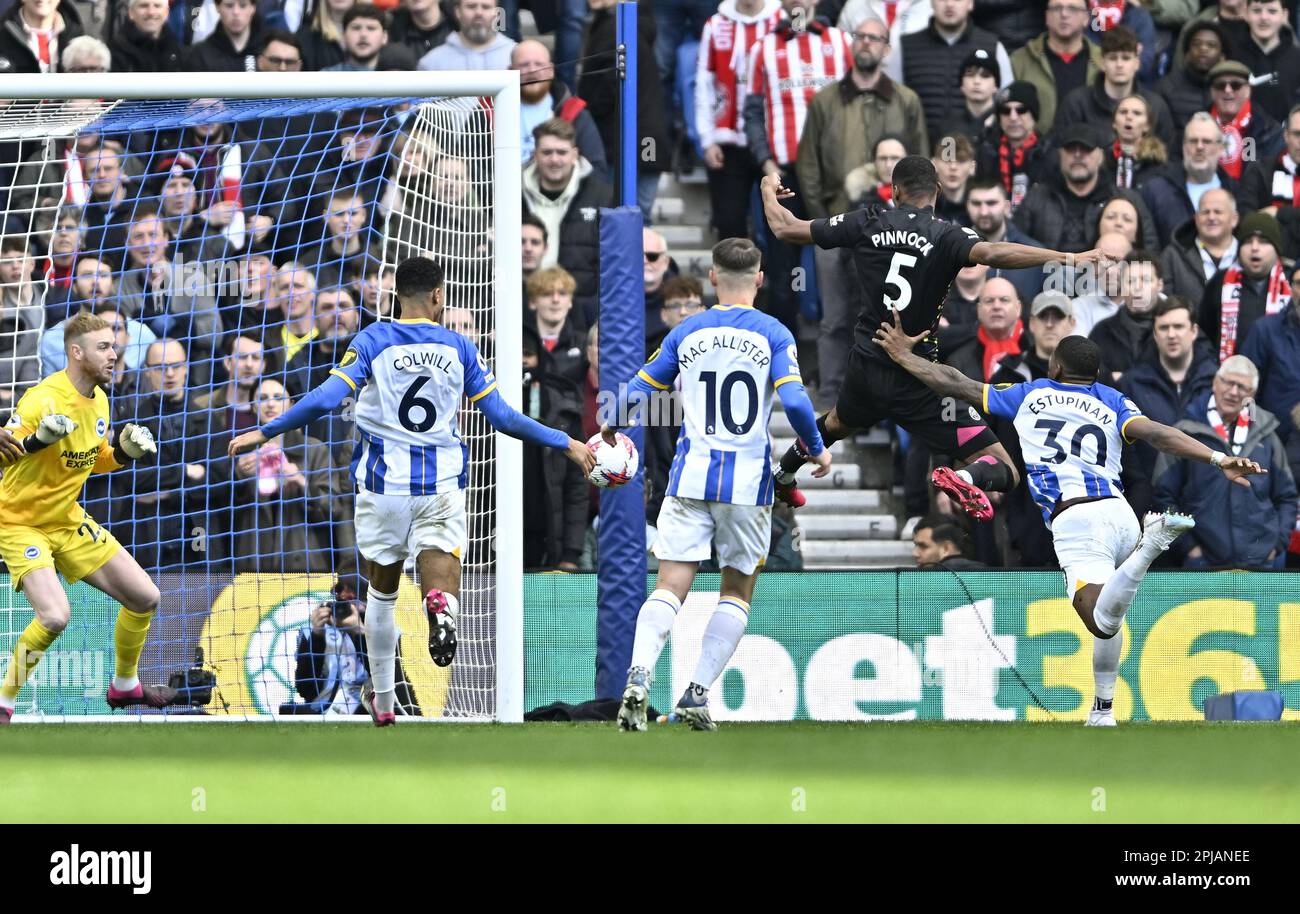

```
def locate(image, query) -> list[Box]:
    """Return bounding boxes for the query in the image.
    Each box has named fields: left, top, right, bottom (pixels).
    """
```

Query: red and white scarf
left=1214, top=100, right=1253, bottom=180
left=23, top=18, right=59, bottom=73
left=999, top=132, right=1038, bottom=205
left=1089, top=0, right=1126, bottom=30
left=1267, top=152, right=1300, bottom=208
left=1112, top=140, right=1135, bottom=187
left=979, top=320, right=1023, bottom=380
left=1219, top=261, right=1290, bottom=361
left=1208, top=396, right=1250, bottom=456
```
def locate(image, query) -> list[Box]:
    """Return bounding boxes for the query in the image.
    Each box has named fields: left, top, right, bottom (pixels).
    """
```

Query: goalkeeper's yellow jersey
left=1, top=371, right=121, bottom=528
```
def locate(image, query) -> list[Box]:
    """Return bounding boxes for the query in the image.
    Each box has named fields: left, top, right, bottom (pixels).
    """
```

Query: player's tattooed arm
left=1125, top=416, right=1268, bottom=487
left=872, top=308, right=985, bottom=405
left=969, top=242, right=1105, bottom=270
left=760, top=174, right=814, bottom=244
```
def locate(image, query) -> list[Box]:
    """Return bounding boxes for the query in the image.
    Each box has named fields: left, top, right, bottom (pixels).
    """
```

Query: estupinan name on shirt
left=870, top=230, right=935, bottom=255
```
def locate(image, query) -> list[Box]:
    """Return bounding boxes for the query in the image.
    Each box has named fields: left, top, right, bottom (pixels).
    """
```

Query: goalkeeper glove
left=23, top=413, right=77, bottom=452
left=116, top=423, right=157, bottom=460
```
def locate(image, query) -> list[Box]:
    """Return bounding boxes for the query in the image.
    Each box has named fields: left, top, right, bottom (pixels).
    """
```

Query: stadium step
left=798, top=539, right=915, bottom=568
left=653, top=196, right=686, bottom=223
left=800, top=488, right=884, bottom=514
left=798, top=462, right=861, bottom=489
left=796, top=513, right=898, bottom=540
left=656, top=224, right=706, bottom=247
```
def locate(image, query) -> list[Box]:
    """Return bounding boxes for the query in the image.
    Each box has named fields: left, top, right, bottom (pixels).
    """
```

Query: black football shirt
left=810, top=203, right=981, bottom=365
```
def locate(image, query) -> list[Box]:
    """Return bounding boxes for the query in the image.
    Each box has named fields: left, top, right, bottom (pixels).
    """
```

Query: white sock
left=956, top=469, right=974, bottom=485
left=1093, top=545, right=1155, bottom=635
left=690, top=598, right=750, bottom=689
left=1093, top=629, right=1123, bottom=704
left=365, top=587, right=399, bottom=714
left=113, top=675, right=140, bottom=692
left=629, top=589, right=681, bottom=674
left=439, top=591, right=460, bottom=622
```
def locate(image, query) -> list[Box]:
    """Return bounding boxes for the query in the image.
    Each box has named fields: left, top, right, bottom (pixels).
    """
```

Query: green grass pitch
left=2, top=721, right=1297, bottom=823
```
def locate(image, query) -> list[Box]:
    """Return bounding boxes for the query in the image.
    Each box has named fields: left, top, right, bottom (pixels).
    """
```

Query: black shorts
left=834, top=349, right=999, bottom=460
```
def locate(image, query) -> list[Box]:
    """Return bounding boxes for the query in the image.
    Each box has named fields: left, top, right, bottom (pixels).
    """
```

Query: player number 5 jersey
left=983, top=378, right=1143, bottom=521
left=637, top=306, right=802, bottom=506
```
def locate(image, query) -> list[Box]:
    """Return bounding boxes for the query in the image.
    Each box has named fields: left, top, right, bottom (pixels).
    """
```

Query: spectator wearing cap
left=1154, top=353, right=1297, bottom=569
left=898, top=0, right=1012, bottom=141
left=0, top=0, right=87, bottom=73
left=109, top=0, right=183, bottom=72
left=1055, top=26, right=1176, bottom=151
left=418, top=0, right=516, bottom=70
left=1156, top=21, right=1226, bottom=134
left=1090, top=249, right=1165, bottom=384
left=974, top=81, right=1052, bottom=212
left=1240, top=260, right=1300, bottom=442
left=184, top=0, right=266, bottom=71
left=1209, top=58, right=1285, bottom=180
left=1120, top=296, right=1218, bottom=515
left=1160, top=187, right=1240, bottom=305
left=1234, top=0, right=1300, bottom=124
left=964, top=177, right=1046, bottom=306
left=1140, top=112, right=1240, bottom=248
left=1010, top=0, right=1103, bottom=134
left=1240, top=104, right=1300, bottom=258
left=986, top=290, right=1078, bottom=565
left=1014, top=122, right=1156, bottom=253
left=1200, top=210, right=1292, bottom=361
left=939, top=48, right=1001, bottom=144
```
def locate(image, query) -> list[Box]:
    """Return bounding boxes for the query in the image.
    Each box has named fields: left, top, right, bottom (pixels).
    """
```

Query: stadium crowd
left=0, top=0, right=1298, bottom=575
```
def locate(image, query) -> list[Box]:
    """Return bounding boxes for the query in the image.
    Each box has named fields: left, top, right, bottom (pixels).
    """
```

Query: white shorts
left=653, top=495, right=771, bottom=575
left=1050, top=497, right=1141, bottom=596
left=354, top=488, right=466, bottom=566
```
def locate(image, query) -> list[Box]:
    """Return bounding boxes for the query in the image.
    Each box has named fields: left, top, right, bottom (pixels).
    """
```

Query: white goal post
left=0, top=72, right=524, bottom=723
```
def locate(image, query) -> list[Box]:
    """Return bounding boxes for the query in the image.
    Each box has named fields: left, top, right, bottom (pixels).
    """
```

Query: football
left=586, top=431, right=639, bottom=488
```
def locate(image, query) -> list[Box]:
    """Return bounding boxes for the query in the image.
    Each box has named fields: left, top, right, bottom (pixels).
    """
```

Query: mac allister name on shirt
left=677, top=333, right=772, bottom=370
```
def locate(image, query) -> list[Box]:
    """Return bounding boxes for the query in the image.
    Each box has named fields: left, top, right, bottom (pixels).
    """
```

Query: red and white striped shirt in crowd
left=746, top=20, right=854, bottom=166
left=695, top=0, right=783, bottom=149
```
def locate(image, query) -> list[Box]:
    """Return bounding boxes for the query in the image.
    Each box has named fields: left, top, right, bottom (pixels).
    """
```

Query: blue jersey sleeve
left=1096, top=383, right=1146, bottom=442
left=327, top=326, right=380, bottom=392
left=474, top=387, right=570, bottom=449
left=460, top=336, right=498, bottom=403
left=767, top=323, right=803, bottom=390
left=637, top=328, right=680, bottom=392
left=982, top=381, right=1031, bottom=420
left=261, top=374, right=353, bottom=439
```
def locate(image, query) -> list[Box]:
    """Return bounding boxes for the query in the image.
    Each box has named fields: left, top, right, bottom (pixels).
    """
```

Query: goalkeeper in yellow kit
left=0, top=313, right=176, bottom=724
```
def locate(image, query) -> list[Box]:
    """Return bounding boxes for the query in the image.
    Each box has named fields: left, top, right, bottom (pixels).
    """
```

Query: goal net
left=0, top=73, right=523, bottom=722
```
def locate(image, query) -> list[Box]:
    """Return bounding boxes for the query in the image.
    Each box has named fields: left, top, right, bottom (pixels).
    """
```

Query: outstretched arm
left=229, top=374, right=354, bottom=456
left=871, top=309, right=986, bottom=405
left=475, top=388, right=596, bottom=474
left=969, top=241, right=1103, bottom=271
left=760, top=173, right=814, bottom=244
left=1125, top=416, right=1267, bottom=488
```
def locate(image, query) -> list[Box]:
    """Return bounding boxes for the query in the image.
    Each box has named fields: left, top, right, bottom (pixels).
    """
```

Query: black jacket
left=579, top=1, right=670, bottom=175
left=1200, top=265, right=1294, bottom=356
left=387, top=3, right=456, bottom=61
left=521, top=368, right=589, bottom=569
left=521, top=164, right=614, bottom=327
left=1119, top=353, right=1217, bottom=515
left=1160, top=217, right=1232, bottom=305
left=282, top=334, right=357, bottom=465
left=972, top=0, right=1045, bottom=51
left=1232, top=24, right=1300, bottom=124
left=108, top=19, right=183, bottom=72
left=1055, top=75, right=1177, bottom=151
left=900, top=21, right=1004, bottom=141
left=1089, top=306, right=1154, bottom=383
left=974, top=128, right=1055, bottom=208
left=1014, top=170, right=1158, bottom=253
left=1139, top=162, right=1239, bottom=249
left=1239, top=153, right=1300, bottom=259
left=0, top=0, right=85, bottom=73
left=184, top=18, right=266, bottom=71
left=1155, top=64, right=1212, bottom=135
left=1154, top=400, right=1298, bottom=568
